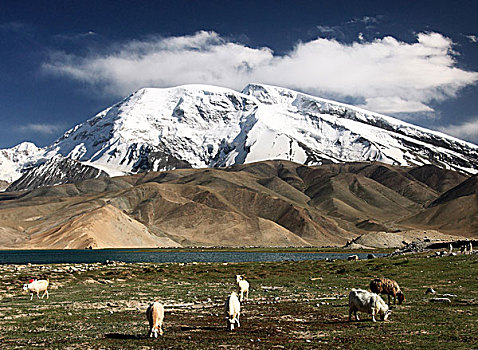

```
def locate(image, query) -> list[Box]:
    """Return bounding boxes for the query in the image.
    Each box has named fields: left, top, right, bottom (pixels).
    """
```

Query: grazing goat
left=225, top=291, right=241, bottom=330
left=370, top=278, right=405, bottom=305
left=349, top=289, right=391, bottom=322
left=236, top=275, right=249, bottom=302
left=23, top=279, right=49, bottom=300
left=146, top=302, right=164, bottom=338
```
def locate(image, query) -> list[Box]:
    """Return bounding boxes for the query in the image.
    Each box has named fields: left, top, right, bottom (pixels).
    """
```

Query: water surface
left=0, top=249, right=384, bottom=264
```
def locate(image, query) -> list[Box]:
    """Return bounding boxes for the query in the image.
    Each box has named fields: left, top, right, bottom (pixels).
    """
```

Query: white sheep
left=225, top=291, right=241, bottom=330
left=236, top=275, right=249, bottom=302
left=349, top=289, right=391, bottom=322
left=23, top=279, right=49, bottom=300
left=146, top=302, right=164, bottom=338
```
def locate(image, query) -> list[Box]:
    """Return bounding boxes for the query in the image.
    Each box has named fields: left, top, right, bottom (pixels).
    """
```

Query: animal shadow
left=105, top=333, right=147, bottom=340
left=180, top=325, right=223, bottom=331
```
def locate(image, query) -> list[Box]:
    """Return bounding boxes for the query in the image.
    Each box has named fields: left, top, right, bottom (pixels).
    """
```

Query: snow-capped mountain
left=2, top=83, right=478, bottom=190
left=0, top=142, right=47, bottom=183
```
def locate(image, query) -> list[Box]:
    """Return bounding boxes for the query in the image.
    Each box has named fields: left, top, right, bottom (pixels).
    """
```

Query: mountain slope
left=403, top=175, right=478, bottom=236
left=1, top=84, right=477, bottom=191
left=0, top=160, right=474, bottom=249
left=26, top=204, right=179, bottom=249
left=6, top=155, right=108, bottom=192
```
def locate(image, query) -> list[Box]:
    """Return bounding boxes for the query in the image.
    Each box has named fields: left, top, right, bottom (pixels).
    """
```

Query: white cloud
left=438, top=118, right=478, bottom=144
left=359, top=97, right=434, bottom=114
left=16, top=123, right=65, bottom=135
left=467, top=35, right=478, bottom=43
left=316, top=25, right=337, bottom=34
left=0, top=22, right=30, bottom=32
left=348, top=16, right=382, bottom=25
left=43, top=31, right=478, bottom=116
left=53, top=31, right=97, bottom=41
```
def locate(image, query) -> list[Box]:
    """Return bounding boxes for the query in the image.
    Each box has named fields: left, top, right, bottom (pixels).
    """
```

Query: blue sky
left=1, top=0, right=478, bottom=148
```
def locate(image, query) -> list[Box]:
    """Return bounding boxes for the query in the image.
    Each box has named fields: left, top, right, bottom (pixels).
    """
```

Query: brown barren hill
left=404, top=175, right=478, bottom=236
left=0, top=160, right=476, bottom=249
left=16, top=205, right=179, bottom=249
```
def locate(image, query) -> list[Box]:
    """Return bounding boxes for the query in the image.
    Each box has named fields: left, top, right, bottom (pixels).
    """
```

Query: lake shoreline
left=0, top=248, right=388, bottom=265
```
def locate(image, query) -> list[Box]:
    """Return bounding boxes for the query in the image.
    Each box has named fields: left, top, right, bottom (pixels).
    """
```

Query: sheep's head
left=378, top=300, right=390, bottom=320
left=381, top=310, right=392, bottom=321
left=228, top=318, right=235, bottom=330
left=398, top=292, right=405, bottom=305
left=150, top=326, right=162, bottom=338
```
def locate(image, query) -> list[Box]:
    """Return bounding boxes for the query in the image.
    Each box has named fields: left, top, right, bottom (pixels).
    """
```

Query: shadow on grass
left=105, top=333, right=146, bottom=339
left=180, top=325, right=224, bottom=331
left=105, top=326, right=225, bottom=339
left=323, top=320, right=349, bottom=325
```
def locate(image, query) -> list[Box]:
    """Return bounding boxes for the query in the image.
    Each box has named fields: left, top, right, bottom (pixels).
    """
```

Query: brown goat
left=370, top=278, right=405, bottom=305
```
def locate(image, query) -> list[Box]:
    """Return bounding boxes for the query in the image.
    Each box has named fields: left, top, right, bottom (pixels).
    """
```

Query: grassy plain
left=0, top=251, right=477, bottom=349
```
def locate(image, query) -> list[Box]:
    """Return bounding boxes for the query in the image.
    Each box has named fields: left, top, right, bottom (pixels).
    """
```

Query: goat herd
left=145, top=274, right=250, bottom=337
left=23, top=271, right=405, bottom=339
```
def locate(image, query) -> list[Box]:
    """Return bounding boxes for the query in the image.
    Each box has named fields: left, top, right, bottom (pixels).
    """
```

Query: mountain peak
left=2, top=83, right=478, bottom=189
left=0, top=141, right=44, bottom=183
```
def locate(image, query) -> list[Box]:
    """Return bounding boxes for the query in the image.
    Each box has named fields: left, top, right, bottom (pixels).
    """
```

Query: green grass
left=0, top=252, right=477, bottom=349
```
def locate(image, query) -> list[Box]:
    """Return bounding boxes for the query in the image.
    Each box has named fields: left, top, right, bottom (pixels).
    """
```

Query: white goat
left=146, top=302, right=164, bottom=338
left=23, top=279, right=49, bottom=300
left=225, top=291, right=241, bottom=330
left=349, top=289, right=391, bottom=322
left=236, top=275, right=249, bottom=302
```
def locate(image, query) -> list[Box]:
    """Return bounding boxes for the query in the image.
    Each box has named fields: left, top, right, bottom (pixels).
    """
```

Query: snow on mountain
left=1, top=83, right=478, bottom=190
left=0, top=142, right=46, bottom=183
left=6, top=154, right=108, bottom=192
left=46, top=85, right=258, bottom=173
left=240, top=84, right=478, bottom=173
